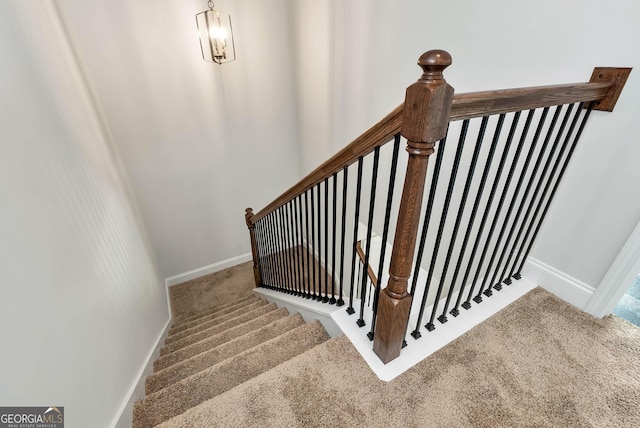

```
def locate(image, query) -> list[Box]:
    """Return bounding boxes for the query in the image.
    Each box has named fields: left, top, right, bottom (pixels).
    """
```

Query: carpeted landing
left=135, top=263, right=640, bottom=427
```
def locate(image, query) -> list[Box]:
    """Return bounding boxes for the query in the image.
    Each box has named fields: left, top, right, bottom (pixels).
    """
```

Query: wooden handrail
left=250, top=81, right=617, bottom=225
left=449, top=82, right=612, bottom=121
left=251, top=104, right=403, bottom=223
left=355, top=240, right=377, bottom=288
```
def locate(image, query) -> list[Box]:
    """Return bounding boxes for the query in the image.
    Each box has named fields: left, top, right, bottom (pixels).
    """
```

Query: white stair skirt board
left=253, top=288, right=343, bottom=338
left=334, top=277, right=537, bottom=382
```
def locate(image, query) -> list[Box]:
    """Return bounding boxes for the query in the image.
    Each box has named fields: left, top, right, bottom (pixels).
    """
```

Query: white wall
left=56, top=0, right=302, bottom=279
left=292, top=0, right=640, bottom=297
left=0, top=3, right=169, bottom=427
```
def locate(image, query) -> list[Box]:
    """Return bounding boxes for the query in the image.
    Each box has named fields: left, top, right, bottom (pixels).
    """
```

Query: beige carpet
left=168, top=262, right=255, bottom=321
left=157, top=286, right=640, bottom=427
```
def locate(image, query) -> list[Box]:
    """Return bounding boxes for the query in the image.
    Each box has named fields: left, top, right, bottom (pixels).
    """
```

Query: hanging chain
left=208, top=1, right=214, bottom=10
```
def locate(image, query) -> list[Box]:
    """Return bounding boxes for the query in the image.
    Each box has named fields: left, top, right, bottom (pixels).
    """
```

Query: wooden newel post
left=373, top=50, right=454, bottom=364
left=245, top=208, right=261, bottom=287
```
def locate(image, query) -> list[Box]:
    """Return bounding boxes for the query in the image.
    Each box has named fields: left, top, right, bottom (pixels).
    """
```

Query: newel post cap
left=417, top=50, right=452, bottom=81
left=401, top=49, right=454, bottom=144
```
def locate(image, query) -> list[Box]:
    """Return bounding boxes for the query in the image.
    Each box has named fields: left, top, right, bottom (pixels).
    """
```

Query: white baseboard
left=164, top=253, right=253, bottom=287
left=111, top=317, right=171, bottom=428
left=522, top=257, right=595, bottom=310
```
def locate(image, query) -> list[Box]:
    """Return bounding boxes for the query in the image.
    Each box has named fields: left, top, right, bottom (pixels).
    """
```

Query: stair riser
left=154, top=308, right=289, bottom=372
left=146, top=314, right=305, bottom=394
left=159, top=304, right=278, bottom=357
left=165, top=300, right=268, bottom=344
left=172, top=294, right=258, bottom=327
left=133, top=322, right=330, bottom=428
left=169, top=296, right=259, bottom=334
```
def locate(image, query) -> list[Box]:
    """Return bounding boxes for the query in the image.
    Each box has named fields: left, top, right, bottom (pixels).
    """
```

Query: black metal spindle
left=310, top=185, right=318, bottom=299
left=274, top=207, right=286, bottom=290
left=323, top=178, right=329, bottom=303
left=304, top=190, right=312, bottom=298
left=506, top=103, right=576, bottom=280
left=281, top=206, right=292, bottom=291
left=289, top=201, right=299, bottom=293
left=254, top=220, right=266, bottom=286
left=445, top=117, right=490, bottom=316
left=330, top=173, right=338, bottom=304
left=423, top=120, right=469, bottom=331
left=338, top=166, right=348, bottom=306
left=271, top=213, right=281, bottom=289
left=347, top=157, right=364, bottom=315
left=488, top=108, right=548, bottom=291
left=409, top=134, right=448, bottom=339
left=357, top=146, right=381, bottom=327
left=296, top=196, right=305, bottom=295
left=513, top=102, right=592, bottom=277
left=452, top=115, right=505, bottom=313
left=438, top=119, right=485, bottom=322
left=464, top=113, right=518, bottom=306
left=262, top=218, right=274, bottom=287
left=415, top=121, right=469, bottom=327
left=316, top=182, right=323, bottom=300
left=498, top=106, right=562, bottom=286
left=473, top=111, right=531, bottom=300
left=368, top=134, right=401, bottom=340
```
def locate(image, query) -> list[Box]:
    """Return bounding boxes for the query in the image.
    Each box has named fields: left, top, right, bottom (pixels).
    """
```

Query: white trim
left=164, top=253, right=253, bottom=287
left=253, top=288, right=343, bottom=338
left=584, top=219, right=640, bottom=318
left=335, top=278, right=537, bottom=382
left=111, top=318, right=172, bottom=428
left=521, top=257, right=595, bottom=309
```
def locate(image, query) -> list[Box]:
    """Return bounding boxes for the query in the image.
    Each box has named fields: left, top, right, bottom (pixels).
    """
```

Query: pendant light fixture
left=196, top=1, right=236, bottom=64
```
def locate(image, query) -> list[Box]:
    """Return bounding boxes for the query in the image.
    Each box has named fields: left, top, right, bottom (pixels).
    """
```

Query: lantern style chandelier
left=196, top=1, right=236, bottom=64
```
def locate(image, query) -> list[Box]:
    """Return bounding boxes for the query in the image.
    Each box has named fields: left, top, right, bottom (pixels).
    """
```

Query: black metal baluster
left=304, top=190, right=312, bottom=298
left=323, top=178, right=329, bottom=303
left=489, top=108, right=548, bottom=291
left=310, top=185, right=318, bottom=299
left=451, top=115, right=504, bottom=313
left=288, top=201, right=298, bottom=294
left=506, top=104, right=576, bottom=280
left=281, top=206, right=292, bottom=291
left=271, top=213, right=282, bottom=289
left=473, top=111, right=530, bottom=301
left=274, top=207, right=286, bottom=290
left=409, top=134, right=448, bottom=339
left=347, top=157, right=364, bottom=315
left=295, top=196, right=305, bottom=295
left=419, top=126, right=469, bottom=332
left=316, top=182, right=323, bottom=300
left=254, top=220, right=267, bottom=287
left=445, top=117, right=490, bottom=316
left=263, top=216, right=275, bottom=288
left=368, top=135, right=401, bottom=340
left=498, top=106, right=562, bottom=286
left=513, top=102, right=592, bottom=277
left=330, top=173, right=338, bottom=304
left=280, top=206, right=290, bottom=292
left=338, top=166, right=348, bottom=306
left=438, top=119, right=486, bottom=322
left=357, top=146, right=381, bottom=327
left=464, top=113, right=517, bottom=306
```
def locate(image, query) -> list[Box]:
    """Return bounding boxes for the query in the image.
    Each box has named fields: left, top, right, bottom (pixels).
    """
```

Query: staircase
left=133, top=277, right=331, bottom=427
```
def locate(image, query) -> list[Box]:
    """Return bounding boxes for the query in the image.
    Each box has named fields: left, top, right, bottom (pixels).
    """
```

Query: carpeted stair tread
left=160, top=303, right=278, bottom=356
left=133, top=321, right=330, bottom=428
left=172, top=293, right=258, bottom=327
left=169, top=295, right=259, bottom=334
left=146, top=313, right=306, bottom=394
left=154, top=307, right=289, bottom=372
left=165, top=299, right=269, bottom=344
left=155, top=336, right=354, bottom=428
